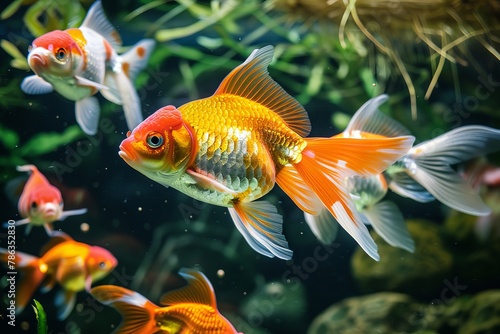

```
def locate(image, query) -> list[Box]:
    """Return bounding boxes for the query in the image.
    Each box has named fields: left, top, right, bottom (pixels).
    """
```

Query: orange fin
left=214, top=46, right=311, bottom=137
left=228, top=201, right=292, bottom=260
left=39, top=231, right=73, bottom=257
left=293, top=135, right=414, bottom=261
left=90, top=285, right=157, bottom=334
left=0, top=248, right=44, bottom=314
left=160, top=268, right=217, bottom=308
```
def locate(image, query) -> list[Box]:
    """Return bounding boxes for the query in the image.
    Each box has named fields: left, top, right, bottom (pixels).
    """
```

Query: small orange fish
left=0, top=232, right=117, bottom=319
left=119, top=45, right=415, bottom=261
left=20, top=1, right=155, bottom=134
left=90, top=268, right=240, bottom=334
left=5, top=164, right=87, bottom=235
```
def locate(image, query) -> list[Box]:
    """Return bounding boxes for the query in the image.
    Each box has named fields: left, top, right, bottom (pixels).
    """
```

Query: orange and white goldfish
left=305, top=95, right=500, bottom=254
left=90, top=268, right=240, bottom=334
left=4, top=164, right=87, bottom=235
left=119, top=45, right=415, bottom=261
left=0, top=232, right=117, bottom=319
left=20, top=0, right=155, bottom=135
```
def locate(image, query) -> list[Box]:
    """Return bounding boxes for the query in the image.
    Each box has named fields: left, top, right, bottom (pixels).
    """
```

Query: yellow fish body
left=119, top=46, right=415, bottom=260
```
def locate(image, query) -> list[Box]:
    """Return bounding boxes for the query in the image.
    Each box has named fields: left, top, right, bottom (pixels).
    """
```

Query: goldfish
left=119, top=45, right=415, bottom=261
left=4, top=164, right=87, bottom=235
left=305, top=95, right=500, bottom=254
left=20, top=0, right=155, bottom=135
left=90, top=268, right=239, bottom=333
left=0, top=232, right=117, bottom=320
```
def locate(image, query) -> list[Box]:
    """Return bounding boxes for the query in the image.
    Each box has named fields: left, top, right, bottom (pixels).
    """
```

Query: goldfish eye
left=99, top=261, right=106, bottom=269
left=55, top=48, right=67, bottom=61
left=31, top=202, right=38, bottom=210
left=146, top=132, right=164, bottom=148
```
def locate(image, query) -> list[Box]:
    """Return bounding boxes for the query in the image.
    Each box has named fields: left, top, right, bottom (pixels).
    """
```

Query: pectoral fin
left=55, top=289, right=76, bottom=320
left=186, top=169, right=237, bottom=194
left=75, top=96, right=100, bottom=135
left=75, top=76, right=109, bottom=91
left=20, top=75, right=54, bottom=95
left=228, top=201, right=292, bottom=260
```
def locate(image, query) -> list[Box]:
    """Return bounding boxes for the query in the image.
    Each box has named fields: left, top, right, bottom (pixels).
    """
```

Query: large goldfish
left=305, top=95, right=500, bottom=254
left=0, top=232, right=117, bottom=320
left=4, top=164, right=87, bottom=235
left=90, top=268, right=240, bottom=334
left=21, top=1, right=155, bottom=135
left=119, top=46, right=415, bottom=261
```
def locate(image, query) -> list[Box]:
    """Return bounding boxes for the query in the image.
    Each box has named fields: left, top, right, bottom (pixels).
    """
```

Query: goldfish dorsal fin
left=39, top=231, right=73, bottom=256
left=344, top=95, right=411, bottom=137
left=160, top=268, right=217, bottom=308
left=81, top=1, right=122, bottom=50
left=215, top=46, right=311, bottom=137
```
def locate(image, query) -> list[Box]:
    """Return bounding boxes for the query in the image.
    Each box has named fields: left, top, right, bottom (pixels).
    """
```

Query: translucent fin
left=160, top=268, right=217, bottom=308
left=75, top=96, right=100, bottom=135
left=81, top=0, right=122, bottom=49
left=75, top=76, right=108, bottom=91
left=186, top=169, right=237, bottom=194
left=0, top=248, right=44, bottom=314
left=293, top=135, right=414, bottom=261
left=228, top=201, right=292, bottom=260
left=362, top=201, right=415, bottom=253
left=59, top=208, right=88, bottom=220
left=387, top=172, right=434, bottom=202
left=276, top=164, right=322, bottom=214
left=214, top=45, right=311, bottom=136
left=113, top=70, right=143, bottom=131
left=20, top=75, right=53, bottom=95
left=120, top=39, right=155, bottom=81
left=42, top=223, right=53, bottom=236
left=90, top=285, right=157, bottom=334
left=398, top=125, right=500, bottom=215
left=304, top=207, right=339, bottom=245
left=343, top=94, right=411, bottom=137
left=55, top=289, right=76, bottom=320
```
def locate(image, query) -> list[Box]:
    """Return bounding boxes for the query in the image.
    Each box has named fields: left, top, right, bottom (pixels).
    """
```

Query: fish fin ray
left=214, top=45, right=311, bottom=136
left=75, top=96, right=100, bottom=135
left=112, top=70, right=143, bottom=131
left=387, top=172, right=435, bottom=202
left=55, top=290, right=76, bottom=320
left=186, top=169, right=237, bottom=194
left=90, top=285, right=157, bottom=334
left=304, top=207, right=339, bottom=245
left=160, top=268, right=217, bottom=308
left=363, top=201, right=415, bottom=253
left=81, top=0, right=122, bottom=49
left=75, top=76, right=109, bottom=90
left=344, top=95, right=411, bottom=137
left=20, top=75, right=54, bottom=95
left=120, top=39, right=156, bottom=81
left=293, top=136, right=414, bottom=260
left=276, top=164, right=322, bottom=214
left=229, top=201, right=292, bottom=260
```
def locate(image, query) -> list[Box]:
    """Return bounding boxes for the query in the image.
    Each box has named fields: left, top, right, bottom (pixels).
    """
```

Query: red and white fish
left=0, top=232, right=117, bottom=320
left=21, top=0, right=155, bottom=135
left=5, top=164, right=87, bottom=235
left=91, top=268, right=240, bottom=333
left=118, top=45, right=415, bottom=261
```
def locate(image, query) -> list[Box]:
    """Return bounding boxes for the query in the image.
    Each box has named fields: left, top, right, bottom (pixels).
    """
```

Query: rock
left=352, top=219, right=453, bottom=297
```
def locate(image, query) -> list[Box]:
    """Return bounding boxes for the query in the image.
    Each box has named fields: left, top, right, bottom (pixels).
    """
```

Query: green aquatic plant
left=32, top=299, right=48, bottom=334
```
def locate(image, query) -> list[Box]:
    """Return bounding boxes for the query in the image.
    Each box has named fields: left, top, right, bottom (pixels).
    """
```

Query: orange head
left=119, top=105, right=197, bottom=187
left=28, top=30, right=84, bottom=77
left=86, top=246, right=118, bottom=283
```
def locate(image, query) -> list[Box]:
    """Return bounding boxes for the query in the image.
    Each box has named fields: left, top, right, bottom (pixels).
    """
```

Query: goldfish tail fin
left=304, top=207, right=339, bottom=245
left=228, top=201, right=292, bottom=260
left=0, top=248, right=44, bottom=314
left=293, top=135, right=414, bottom=261
left=362, top=201, right=415, bottom=253
left=55, top=290, right=76, bottom=320
left=90, top=285, right=158, bottom=333
left=392, top=125, right=500, bottom=216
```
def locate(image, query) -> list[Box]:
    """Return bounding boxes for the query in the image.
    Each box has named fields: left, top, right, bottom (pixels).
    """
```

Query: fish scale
left=156, top=305, right=231, bottom=333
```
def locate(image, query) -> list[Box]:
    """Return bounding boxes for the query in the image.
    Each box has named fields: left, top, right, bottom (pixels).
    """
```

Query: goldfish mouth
left=118, top=145, right=136, bottom=164
left=29, top=53, right=47, bottom=70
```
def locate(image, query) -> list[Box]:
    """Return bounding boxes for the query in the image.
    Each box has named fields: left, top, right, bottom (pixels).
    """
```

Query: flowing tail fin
left=0, top=248, right=45, bottom=314
left=291, top=135, right=414, bottom=260
left=90, top=285, right=158, bottom=334
left=390, top=125, right=500, bottom=216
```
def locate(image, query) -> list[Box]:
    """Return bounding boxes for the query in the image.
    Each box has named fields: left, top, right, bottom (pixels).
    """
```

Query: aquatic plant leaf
left=0, top=39, right=29, bottom=70
left=0, top=0, right=23, bottom=20
left=0, top=124, right=20, bottom=150
left=18, top=125, right=84, bottom=157
left=32, top=299, right=48, bottom=334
